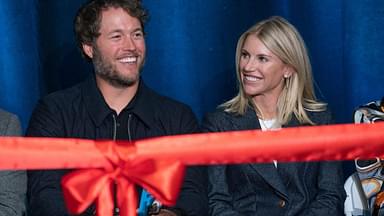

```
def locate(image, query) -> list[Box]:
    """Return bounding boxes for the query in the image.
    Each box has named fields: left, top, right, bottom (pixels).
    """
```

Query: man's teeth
left=244, top=75, right=260, bottom=81
left=119, top=57, right=137, bottom=63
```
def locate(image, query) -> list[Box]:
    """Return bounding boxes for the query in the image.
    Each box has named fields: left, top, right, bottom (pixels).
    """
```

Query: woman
left=204, top=16, right=345, bottom=215
left=0, top=109, right=27, bottom=216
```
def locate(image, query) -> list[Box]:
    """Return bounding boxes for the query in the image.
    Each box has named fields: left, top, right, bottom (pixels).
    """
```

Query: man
left=27, top=0, right=207, bottom=215
left=0, top=109, right=27, bottom=216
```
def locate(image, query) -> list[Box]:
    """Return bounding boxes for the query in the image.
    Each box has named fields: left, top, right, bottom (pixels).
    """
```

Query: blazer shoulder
left=202, top=108, right=239, bottom=132
left=307, top=109, right=333, bottom=125
left=0, top=109, right=22, bottom=136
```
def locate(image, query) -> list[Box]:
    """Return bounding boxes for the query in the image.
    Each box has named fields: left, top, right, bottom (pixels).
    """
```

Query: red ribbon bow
left=61, top=141, right=185, bottom=216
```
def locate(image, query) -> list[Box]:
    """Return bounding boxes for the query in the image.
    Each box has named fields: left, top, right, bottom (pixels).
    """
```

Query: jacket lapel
left=230, top=108, right=289, bottom=199
left=248, top=163, right=289, bottom=199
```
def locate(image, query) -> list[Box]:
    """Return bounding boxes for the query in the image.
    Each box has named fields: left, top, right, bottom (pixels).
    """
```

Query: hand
left=149, top=209, right=177, bottom=216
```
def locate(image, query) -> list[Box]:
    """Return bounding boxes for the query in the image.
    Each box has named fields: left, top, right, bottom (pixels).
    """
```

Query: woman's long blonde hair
left=221, top=16, right=326, bottom=125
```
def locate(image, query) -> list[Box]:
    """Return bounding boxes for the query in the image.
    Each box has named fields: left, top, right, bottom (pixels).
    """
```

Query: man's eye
left=110, top=35, right=121, bottom=40
left=133, top=32, right=144, bottom=39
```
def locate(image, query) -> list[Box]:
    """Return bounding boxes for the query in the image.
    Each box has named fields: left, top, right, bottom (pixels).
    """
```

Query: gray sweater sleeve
left=0, top=109, right=27, bottom=216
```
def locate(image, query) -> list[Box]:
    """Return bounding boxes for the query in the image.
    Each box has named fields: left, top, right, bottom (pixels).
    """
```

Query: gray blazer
left=0, top=109, right=27, bottom=216
left=203, top=107, right=346, bottom=216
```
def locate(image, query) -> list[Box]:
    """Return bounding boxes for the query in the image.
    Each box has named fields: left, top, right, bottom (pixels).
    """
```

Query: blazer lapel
left=249, top=163, right=289, bottom=199
left=230, top=108, right=289, bottom=199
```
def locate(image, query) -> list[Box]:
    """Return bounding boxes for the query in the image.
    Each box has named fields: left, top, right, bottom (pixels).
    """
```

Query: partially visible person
left=344, top=97, right=384, bottom=216
left=353, top=97, right=384, bottom=124
left=203, top=16, right=346, bottom=215
left=26, top=0, right=206, bottom=215
left=0, top=109, right=27, bottom=216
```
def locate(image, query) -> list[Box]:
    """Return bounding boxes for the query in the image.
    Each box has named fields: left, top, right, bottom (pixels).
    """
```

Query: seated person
left=0, top=108, right=27, bottom=216
left=345, top=97, right=384, bottom=216
left=204, top=16, right=346, bottom=215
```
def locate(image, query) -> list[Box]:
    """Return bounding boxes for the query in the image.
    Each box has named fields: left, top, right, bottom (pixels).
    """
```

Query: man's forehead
left=99, top=7, right=141, bottom=30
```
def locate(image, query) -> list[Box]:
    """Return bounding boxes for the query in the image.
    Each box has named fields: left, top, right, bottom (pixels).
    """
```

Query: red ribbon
left=133, top=122, right=384, bottom=164
left=1, top=123, right=384, bottom=216
left=61, top=142, right=185, bottom=216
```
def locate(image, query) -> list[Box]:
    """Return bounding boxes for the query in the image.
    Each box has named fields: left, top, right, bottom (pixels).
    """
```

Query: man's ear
left=82, top=43, right=93, bottom=59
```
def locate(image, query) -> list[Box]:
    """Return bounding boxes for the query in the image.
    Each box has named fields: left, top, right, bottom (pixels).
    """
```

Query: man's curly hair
left=74, top=0, right=148, bottom=60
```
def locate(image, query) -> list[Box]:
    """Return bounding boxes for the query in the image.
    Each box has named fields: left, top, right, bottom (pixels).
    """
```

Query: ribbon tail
left=117, top=177, right=137, bottom=216
left=96, top=179, right=114, bottom=216
left=138, top=161, right=185, bottom=206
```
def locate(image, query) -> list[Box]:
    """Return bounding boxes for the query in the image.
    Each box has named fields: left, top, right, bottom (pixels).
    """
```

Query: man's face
left=83, top=7, right=146, bottom=88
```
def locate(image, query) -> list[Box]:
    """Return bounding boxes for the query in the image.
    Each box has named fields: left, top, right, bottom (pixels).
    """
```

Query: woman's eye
left=258, top=56, right=268, bottom=62
left=241, top=52, right=249, bottom=58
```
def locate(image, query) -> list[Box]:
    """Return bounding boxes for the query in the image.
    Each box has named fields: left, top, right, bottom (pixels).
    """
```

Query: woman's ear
left=82, top=43, right=94, bottom=59
left=283, top=66, right=294, bottom=78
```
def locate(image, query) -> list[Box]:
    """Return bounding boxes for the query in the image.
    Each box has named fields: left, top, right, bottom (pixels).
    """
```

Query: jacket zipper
left=112, top=114, right=117, bottom=141
left=111, top=114, right=119, bottom=216
left=127, top=114, right=132, bottom=142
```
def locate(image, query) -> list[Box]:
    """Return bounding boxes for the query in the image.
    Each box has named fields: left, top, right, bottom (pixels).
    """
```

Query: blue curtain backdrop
left=1, top=0, right=383, bottom=132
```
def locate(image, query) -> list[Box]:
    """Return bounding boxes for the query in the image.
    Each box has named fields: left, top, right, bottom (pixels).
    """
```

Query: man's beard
left=92, top=47, right=142, bottom=88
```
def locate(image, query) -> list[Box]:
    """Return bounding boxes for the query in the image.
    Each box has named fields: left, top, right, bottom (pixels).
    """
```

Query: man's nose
left=122, top=36, right=136, bottom=51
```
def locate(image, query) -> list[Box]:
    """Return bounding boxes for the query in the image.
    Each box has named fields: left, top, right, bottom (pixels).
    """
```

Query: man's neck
left=96, top=76, right=139, bottom=115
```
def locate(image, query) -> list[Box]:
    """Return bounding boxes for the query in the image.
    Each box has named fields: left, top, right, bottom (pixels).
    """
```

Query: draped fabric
left=0, top=0, right=383, bottom=129
left=0, top=0, right=40, bottom=128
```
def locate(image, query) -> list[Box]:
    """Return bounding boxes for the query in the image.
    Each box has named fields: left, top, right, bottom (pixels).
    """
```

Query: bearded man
left=26, top=1, right=207, bottom=216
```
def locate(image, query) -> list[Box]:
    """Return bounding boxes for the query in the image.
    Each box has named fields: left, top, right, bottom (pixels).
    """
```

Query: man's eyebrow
left=106, top=29, right=124, bottom=35
left=132, top=27, right=143, bottom=32
left=106, top=28, right=143, bottom=35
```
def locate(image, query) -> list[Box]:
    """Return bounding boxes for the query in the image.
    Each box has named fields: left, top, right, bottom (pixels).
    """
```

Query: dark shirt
left=26, top=75, right=204, bottom=216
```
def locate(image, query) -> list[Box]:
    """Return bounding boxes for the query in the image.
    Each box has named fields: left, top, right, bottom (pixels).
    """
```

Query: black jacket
left=26, top=76, right=206, bottom=216
left=203, top=107, right=346, bottom=216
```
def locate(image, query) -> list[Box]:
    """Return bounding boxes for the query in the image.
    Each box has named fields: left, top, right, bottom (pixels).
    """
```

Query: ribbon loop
left=61, top=142, right=185, bottom=216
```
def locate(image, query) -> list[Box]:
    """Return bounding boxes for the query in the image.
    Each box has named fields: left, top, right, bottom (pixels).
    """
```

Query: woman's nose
left=244, top=58, right=257, bottom=71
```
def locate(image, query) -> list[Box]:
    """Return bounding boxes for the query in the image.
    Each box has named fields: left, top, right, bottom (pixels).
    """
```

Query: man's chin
left=109, top=77, right=138, bottom=88
left=96, top=73, right=139, bottom=88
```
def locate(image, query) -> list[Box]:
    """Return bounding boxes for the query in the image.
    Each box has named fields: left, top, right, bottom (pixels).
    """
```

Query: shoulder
left=202, top=108, right=241, bottom=132
left=204, top=108, right=232, bottom=122
left=144, top=86, right=195, bottom=116
left=140, top=85, right=199, bottom=133
left=0, top=109, right=21, bottom=136
left=27, top=83, right=84, bottom=137
left=307, top=108, right=333, bottom=125
left=39, top=83, right=83, bottom=108
left=0, top=109, right=15, bottom=121
left=32, top=82, right=85, bottom=120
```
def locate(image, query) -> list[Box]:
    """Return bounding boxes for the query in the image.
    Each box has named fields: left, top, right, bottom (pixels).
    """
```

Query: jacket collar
left=230, top=106, right=302, bottom=130
left=81, top=75, right=156, bottom=128
left=126, top=79, right=157, bottom=128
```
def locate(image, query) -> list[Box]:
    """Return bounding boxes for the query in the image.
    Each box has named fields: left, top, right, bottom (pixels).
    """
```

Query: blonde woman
left=203, top=16, right=345, bottom=215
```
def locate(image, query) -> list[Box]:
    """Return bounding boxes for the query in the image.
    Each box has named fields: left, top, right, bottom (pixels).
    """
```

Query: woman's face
left=239, top=35, right=291, bottom=101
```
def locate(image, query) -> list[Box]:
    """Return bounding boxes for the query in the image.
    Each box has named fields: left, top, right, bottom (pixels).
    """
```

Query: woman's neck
left=252, top=95, right=278, bottom=120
